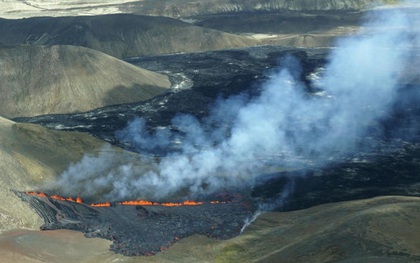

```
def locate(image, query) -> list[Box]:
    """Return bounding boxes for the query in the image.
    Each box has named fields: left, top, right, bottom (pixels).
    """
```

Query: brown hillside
left=0, top=0, right=384, bottom=19
left=0, top=117, right=112, bottom=232
left=0, top=14, right=259, bottom=58
left=0, top=45, right=170, bottom=118
left=123, top=0, right=377, bottom=17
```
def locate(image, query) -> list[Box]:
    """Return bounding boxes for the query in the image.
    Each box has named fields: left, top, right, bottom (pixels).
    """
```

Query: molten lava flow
left=17, top=190, right=255, bottom=257
left=25, top=191, right=47, bottom=198
left=23, top=191, right=225, bottom=208
left=183, top=200, right=203, bottom=206
left=24, top=192, right=84, bottom=204
left=90, top=202, right=111, bottom=207
left=119, top=200, right=154, bottom=206
left=66, top=197, right=76, bottom=202
left=50, top=195, right=66, bottom=201
left=118, top=200, right=205, bottom=207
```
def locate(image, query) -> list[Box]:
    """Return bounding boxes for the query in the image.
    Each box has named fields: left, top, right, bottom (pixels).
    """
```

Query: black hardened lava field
left=13, top=45, right=420, bottom=256
left=14, top=46, right=326, bottom=145
left=14, top=190, right=256, bottom=256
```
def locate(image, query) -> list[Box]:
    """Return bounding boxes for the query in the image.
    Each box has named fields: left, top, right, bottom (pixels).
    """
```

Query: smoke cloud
left=54, top=5, right=418, bottom=201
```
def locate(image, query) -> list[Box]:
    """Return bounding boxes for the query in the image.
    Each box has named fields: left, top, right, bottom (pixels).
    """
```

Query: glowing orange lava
left=90, top=202, right=111, bottom=207
left=50, top=195, right=66, bottom=201
left=24, top=192, right=224, bottom=208
left=66, top=197, right=76, bottom=202
left=119, top=200, right=204, bottom=207
left=119, top=200, right=154, bottom=206
left=25, top=191, right=47, bottom=198
left=76, top=196, right=83, bottom=203
left=182, top=200, right=204, bottom=206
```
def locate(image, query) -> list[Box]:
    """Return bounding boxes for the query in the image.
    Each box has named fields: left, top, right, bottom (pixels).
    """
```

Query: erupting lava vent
left=24, top=191, right=214, bottom=207
left=13, top=190, right=256, bottom=256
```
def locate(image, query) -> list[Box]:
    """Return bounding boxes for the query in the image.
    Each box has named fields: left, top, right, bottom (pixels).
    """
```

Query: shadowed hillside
left=0, top=14, right=259, bottom=58
left=0, top=45, right=170, bottom=118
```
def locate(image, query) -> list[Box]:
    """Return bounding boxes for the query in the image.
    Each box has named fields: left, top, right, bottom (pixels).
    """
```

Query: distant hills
left=0, top=0, right=384, bottom=18
left=0, top=1, right=418, bottom=262
left=122, top=0, right=378, bottom=17
left=0, top=45, right=170, bottom=118
left=0, top=14, right=259, bottom=58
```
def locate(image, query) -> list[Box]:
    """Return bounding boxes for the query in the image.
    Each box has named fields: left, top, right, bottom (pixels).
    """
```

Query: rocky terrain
left=1, top=196, right=419, bottom=262
left=0, top=14, right=259, bottom=58
left=0, top=0, right=395, bottom=54
left=15, top=191, right=256, bottom=256
left=0, top=0, right=419, bottom=262
left=14, top=46, right=327, bottom=144
left=0, top=45, right=170, bottom=118
left=0, top=116, right=115, bottom=232
left=0, top=0, right=390, bottom=19
left=16, top=45, right=420, bottom=209
left=121, top=0, right=379, bottom=18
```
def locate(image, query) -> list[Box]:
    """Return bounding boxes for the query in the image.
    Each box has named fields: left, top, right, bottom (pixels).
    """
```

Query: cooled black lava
left=14, top=190, right=256, bottom=256
left=13, top=46, right=420, bottom=217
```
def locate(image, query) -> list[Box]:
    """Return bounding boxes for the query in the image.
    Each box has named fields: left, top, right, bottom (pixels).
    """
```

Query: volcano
left=13, top=190, right=256, bottom=256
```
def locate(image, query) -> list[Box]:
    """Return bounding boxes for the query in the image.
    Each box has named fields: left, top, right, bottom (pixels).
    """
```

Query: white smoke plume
left=240, top=179, right=295, bottom=233
left=54, top=5, right=418, bottom=201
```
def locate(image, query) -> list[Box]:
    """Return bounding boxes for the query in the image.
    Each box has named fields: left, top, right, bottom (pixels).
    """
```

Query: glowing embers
left=25, top=191, right=47, bottom=198
left=25, top=191, right=83, bottom=203
left=23, top=191, right=220, bottom=208
left=90, top=202, right=111, bottom=207
left=119, top=200, right=204, bottom=206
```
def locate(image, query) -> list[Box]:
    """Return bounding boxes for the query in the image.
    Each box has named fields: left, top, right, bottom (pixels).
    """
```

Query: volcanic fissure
left=13, top=190, right=256, bottom=256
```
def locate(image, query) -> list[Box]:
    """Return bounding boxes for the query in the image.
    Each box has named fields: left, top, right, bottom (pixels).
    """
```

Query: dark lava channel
left=14, top=46, right=420, bottom=212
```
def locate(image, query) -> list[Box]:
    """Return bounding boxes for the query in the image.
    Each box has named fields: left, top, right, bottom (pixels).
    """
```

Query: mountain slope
left=0, top=117, right=111, bottom=231
left=0, top=14, right=259, bottom=58
left=123, top=0, right=381, bottom=17
left=0, top=0, right=386, bottom=18
left=0, top=45, right=170, bottom=118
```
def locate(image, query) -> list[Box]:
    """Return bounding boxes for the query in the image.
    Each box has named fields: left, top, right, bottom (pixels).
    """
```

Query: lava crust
left=13, top=190, right=256, bottom=256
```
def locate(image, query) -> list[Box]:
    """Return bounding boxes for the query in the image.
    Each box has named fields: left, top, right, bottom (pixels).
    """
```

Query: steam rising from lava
left=54, top=6, right=419, bottom=201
